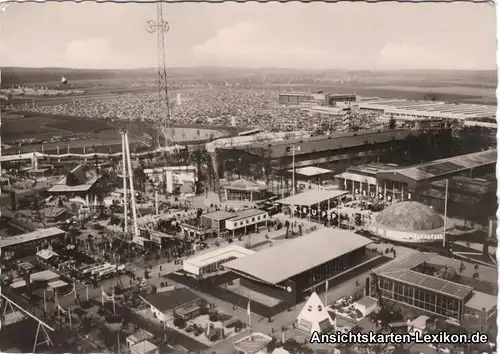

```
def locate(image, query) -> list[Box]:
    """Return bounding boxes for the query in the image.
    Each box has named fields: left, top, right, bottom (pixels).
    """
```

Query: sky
left=0, top=1, right=496, bottom=70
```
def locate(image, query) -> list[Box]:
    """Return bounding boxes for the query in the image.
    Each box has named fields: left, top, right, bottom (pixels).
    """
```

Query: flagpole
left=442, top=178, right=448, bottom=248
left=292, top=146, right=296, bottom=195
left=247, top=299, right=252, bottom=331
left=69, top=305, right=72, bottom=329
left=324, top=280, right=329, bottom=306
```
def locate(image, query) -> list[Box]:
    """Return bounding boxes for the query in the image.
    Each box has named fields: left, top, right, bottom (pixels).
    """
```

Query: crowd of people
left=16, top=88, right=378, bottom=134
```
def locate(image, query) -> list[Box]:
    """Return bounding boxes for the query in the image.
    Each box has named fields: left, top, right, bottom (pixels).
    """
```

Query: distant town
left=0, top=3, right=497, bottom=354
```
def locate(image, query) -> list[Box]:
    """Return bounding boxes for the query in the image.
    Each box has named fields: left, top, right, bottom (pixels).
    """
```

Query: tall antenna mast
left=146, top=3, right=172, bottom=148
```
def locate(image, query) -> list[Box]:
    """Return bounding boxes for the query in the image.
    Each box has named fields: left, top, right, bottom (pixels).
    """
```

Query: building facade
left=278, top=93, right=314, bottom=106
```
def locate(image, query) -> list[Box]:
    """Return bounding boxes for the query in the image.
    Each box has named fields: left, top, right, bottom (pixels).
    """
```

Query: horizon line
left=1, top=65, right=496, bottom=72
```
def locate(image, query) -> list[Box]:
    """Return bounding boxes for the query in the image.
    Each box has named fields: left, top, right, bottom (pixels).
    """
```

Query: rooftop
left=237, top=129, right=418, bottom=158
left=225, top=228, right=372, bottom=285
left=184, top=244, right=255, bottom=269
left=222, top=179, right=267, bottom=191
left=49, top=176, right=99, bottom=193
left=202, top=210, right=236, bottom=221
left=30, top=269, right=60, bottom=282
left=229, top=209, right=268, bottom=222
left=465, top=291, right=497, bottom=311
left=347, top=163, right=399, bottom=176
left=44, top=207, right=66, bottom=218
left=0, top=227, right=65, bottom=249
left=359, top=100, right=496, bottom=118
left=36, top=249, right=59, bottom=260
left=49, top=164, right=100, bottom=193
left=47, top=280, right=68, bottom=289
left=377, top=149, right=497, bottom=184
left=234, top=332, right=273, bottom=354
left=288, top=166, right=334, bottom=177
left=374, top=251, right=474, bottom=300
left=279, top=92, right=313, bottom=97
left=277, top=189, right=348, bottom=207
left=373, top=202, right=444, bottom=232
left=141, top=288, right=201, bottom=313
left=126, top=329, right=154, bottom=345
left=130, top=340, right=158, bottom=354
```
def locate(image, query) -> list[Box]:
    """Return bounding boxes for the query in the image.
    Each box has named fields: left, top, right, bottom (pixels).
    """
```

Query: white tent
left=296, top=292, right=335, bottom=335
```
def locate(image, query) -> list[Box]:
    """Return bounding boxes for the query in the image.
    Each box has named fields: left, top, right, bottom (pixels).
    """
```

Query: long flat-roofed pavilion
left=224, top=228, right=372, bottom=304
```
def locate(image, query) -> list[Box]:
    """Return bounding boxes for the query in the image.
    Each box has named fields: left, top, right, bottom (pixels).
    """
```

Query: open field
left=3, top=112, right=113, bottom=142
left=2, top=111, right=228, bottom=154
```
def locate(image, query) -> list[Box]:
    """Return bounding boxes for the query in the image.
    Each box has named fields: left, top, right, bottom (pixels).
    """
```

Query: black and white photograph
left=0, top=1, right=497, bottom=353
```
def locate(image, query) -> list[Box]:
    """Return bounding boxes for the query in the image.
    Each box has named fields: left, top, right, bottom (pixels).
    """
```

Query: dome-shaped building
left=369, top=202, right=446, bottom=243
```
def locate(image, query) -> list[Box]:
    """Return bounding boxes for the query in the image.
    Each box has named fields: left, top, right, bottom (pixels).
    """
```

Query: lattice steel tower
left=147, top=3, right=172, bottom=147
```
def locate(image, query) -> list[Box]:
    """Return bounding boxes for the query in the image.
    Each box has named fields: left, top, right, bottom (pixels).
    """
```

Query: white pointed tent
left=296, top=292, right=335, bottom=335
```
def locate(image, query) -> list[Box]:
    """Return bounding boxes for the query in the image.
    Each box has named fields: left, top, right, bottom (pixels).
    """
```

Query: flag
left=247, top=300, right=251, bottom=317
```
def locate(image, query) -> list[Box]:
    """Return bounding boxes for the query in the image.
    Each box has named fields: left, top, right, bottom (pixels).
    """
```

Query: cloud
left=64, top=38, right=114, bottom=69
left=378, top=42, right=476, bottom=70
left=191, top=21, right=330, bottom=68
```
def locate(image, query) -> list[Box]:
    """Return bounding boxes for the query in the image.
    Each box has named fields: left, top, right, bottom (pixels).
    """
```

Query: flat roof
left=36, top=249, right=59, bottom=260
left=130, top=340, right=158, bottom=354
left=234, top=332, right=272, bottom=353
left=48, top=175, right=99, bottom=193
left=11, top=280, right=26, bottom=288
left=377, top=149, right=497, bottom=183
left=229, top=209, right=268, bottom=222
left=237, top=129, right=418, bottom=158
left=374, top=251, right=437, bottom=274
left=465, top=291, right=497, bottom=311
left=380, top=269, right=473, bottom=300
left=225, top=228, right=372, bottom=285
left=347, top=163, right=398, bottom=176
left=0, top=227, right=65, bottom=248
left=202, top=210, right=236, bottom=221
left=277, top=189, right=348, bottom=206
left=184, top=244, right=255, bottom=269
left=279, top=92, right=313, bottom=96
left=288, top=166, right=334, bottom=177
left=375, top=251, right=473, bottom=300
left=127, top=329, right=154, bottom=344
left=48, top=280, right=68, bottom=289
left=221, top=179, right=267, bottom=191
left=30, top=270, right=59, bottom=282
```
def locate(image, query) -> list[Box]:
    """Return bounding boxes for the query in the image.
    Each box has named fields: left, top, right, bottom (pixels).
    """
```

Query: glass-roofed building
left=371, top=251, right=496, bottom=326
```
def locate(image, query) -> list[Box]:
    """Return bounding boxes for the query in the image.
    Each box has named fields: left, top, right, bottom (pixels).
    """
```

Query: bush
left=97, top=307, right=107, bottom=316
left=209, top=329, right=220, bottom=342
left=105, top=315, right=123, bottom=324
left=199, top=307, right=209, bottom=315
left=173, top=318, right=186, bottom=329
left=209, top=314, right=218, bottom=322
left=80, top=301, right=92, bottom=309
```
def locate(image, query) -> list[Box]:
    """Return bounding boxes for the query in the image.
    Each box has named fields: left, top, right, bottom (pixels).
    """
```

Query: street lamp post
left=286, top=145, right=301, bottom=195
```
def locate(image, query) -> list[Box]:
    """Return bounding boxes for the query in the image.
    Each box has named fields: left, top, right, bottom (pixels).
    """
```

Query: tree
left=459, top=262, right=465, bottom=273
left=388, top=116, right=396, bottom=129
